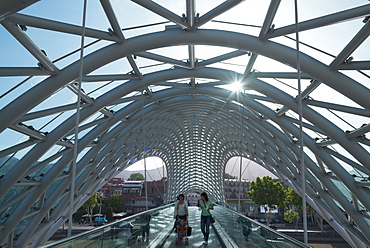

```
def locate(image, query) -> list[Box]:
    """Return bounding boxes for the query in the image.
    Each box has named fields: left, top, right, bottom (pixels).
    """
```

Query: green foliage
left=224, top=173, right=236, bottom=179
left=81, top=193, right=99, bottom=225
left=100, top=194, right=125, bottom=220
left=129, top=172, right=145, bottom=181
left=106, top=194, right=125, bottom=213
left=248, top=176, right=286, bottom=209
left=161, top=176, right=167, bottom=180
left=284, top=209, right=300, bottom=223
left=82, top=193, right=99, bottom=209
left=285, top=187, right=302, bottom=207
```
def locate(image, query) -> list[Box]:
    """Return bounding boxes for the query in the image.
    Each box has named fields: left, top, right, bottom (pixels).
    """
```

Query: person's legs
left=200, top=215, right=206, bottom=238
left=204, top=215, right=211, bottom=241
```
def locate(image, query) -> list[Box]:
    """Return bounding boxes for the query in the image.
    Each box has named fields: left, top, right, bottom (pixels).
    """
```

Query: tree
left=284, top=209, right=300, bottom=231
left=224, top=173, right=236, bottom=179
left=81, top=193, right=99, bottom=225
left=101, top=194, right=125, bottom=220
left=129, top=172, right=145, bottom=181
left=247, top=176, right=286, bottom=225
left=108, top=194, right=125, bottom=213
left=285, top=187, right=302, bottom=209
left=285, top=187, right=323, bottom=230
left=109, top=194, right=125, bottom=212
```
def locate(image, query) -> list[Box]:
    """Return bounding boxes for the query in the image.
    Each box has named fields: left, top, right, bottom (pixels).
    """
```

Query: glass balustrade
left=213, top=203, right=311, bottom=248
left=40, top=203, right=311, bottom=248
left=39, top=203, right=175, bottom=248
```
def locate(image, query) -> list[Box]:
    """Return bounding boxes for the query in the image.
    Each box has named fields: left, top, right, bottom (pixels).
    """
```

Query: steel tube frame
left=1, top=14, right=370, bottom=247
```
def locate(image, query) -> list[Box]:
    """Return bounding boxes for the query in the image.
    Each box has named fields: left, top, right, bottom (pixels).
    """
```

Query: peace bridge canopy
left=0, top=0, right=370, bottom=247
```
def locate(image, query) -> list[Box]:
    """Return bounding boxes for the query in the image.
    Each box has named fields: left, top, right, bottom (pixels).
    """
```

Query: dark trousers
left=201, top=215, right=211, bottom=241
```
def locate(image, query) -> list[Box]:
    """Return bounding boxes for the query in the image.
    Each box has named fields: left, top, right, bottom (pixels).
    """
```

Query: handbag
left=210, top=215, right=215, bottom=223
left=207, top=208, right=215, bottom=223
left=187, top=226, right=192, bottom=236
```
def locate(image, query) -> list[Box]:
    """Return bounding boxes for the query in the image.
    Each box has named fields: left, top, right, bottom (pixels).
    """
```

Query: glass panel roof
left=1, top=0, right=370, bottom=247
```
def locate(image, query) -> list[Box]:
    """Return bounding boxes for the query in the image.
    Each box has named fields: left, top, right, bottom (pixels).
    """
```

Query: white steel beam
left=1, top=21, right=59, bottom=73
left=329, top=21, right=370, bottom=70
left=0, top=67, right=53, bottom=76
left=265, top=4, right=370, bottom=39
left=259, top=0, right=281, bottom=40
left=5, top=13, right=121, bottom=42
left=99, top=0, right=125, bottom=42
left=131, top=0, right=190, bottom=29
left=193, top=0, right=244, bottom=29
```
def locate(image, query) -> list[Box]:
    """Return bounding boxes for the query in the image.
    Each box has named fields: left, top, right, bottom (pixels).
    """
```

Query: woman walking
left=174, top=194, right=188, bottom=221
left=198, top=192, right=214, bottom=245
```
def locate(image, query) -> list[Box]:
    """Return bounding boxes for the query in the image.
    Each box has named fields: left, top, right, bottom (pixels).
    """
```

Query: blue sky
left=1, top=0, right=369, bottom=172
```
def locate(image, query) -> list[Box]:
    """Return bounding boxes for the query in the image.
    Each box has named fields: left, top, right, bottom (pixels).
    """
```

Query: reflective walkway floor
left=161, top=206, right=222, bottom=248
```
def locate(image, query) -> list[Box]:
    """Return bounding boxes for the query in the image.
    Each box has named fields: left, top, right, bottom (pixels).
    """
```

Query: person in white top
left=174, top=194, right=188, bottom=221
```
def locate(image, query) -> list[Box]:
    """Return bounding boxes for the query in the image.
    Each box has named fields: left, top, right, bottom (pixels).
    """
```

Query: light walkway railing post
left=238, top=88, right=244, bottom=213
left=238, top=154, right=242, bottom=212
left=142, top=92, right=148, bottom=211
left=69, top=0, right=88, bottom=238
left=294, top=0, right=308, bottom=244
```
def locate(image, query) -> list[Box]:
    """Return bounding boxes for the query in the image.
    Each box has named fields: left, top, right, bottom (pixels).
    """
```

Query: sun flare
left=227, top=81, right=243, bottom=92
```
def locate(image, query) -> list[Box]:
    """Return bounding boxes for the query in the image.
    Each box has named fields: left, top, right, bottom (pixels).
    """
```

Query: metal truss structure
left=0, top=0, right=370, bottom=247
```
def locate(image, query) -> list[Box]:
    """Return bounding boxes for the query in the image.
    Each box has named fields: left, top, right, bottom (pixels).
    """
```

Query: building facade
left=99, top=178, right=257, bottom=215
left=99, top=179, right=168, bottom=214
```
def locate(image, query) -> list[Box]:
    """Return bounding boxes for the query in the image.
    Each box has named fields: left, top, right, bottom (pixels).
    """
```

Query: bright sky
left=125, top=156, right=164, bottom=171
left=125, top=156, right=276, bottom=181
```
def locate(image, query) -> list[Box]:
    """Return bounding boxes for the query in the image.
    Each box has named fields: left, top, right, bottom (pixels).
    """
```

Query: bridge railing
left=40, top=202, right=311, bottom=248
left=38, top=203, right=175, bottom=248
left=212, top=203, right=312, bottom=248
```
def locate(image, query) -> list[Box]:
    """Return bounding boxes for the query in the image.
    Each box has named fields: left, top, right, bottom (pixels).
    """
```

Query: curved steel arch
left=1, top=1, right=370, bottom=247
left=0, top=69, right=368, bottom=246
left=10, top=81, right=370, bottom=246
left=1, top=28, right=369, bottom=133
